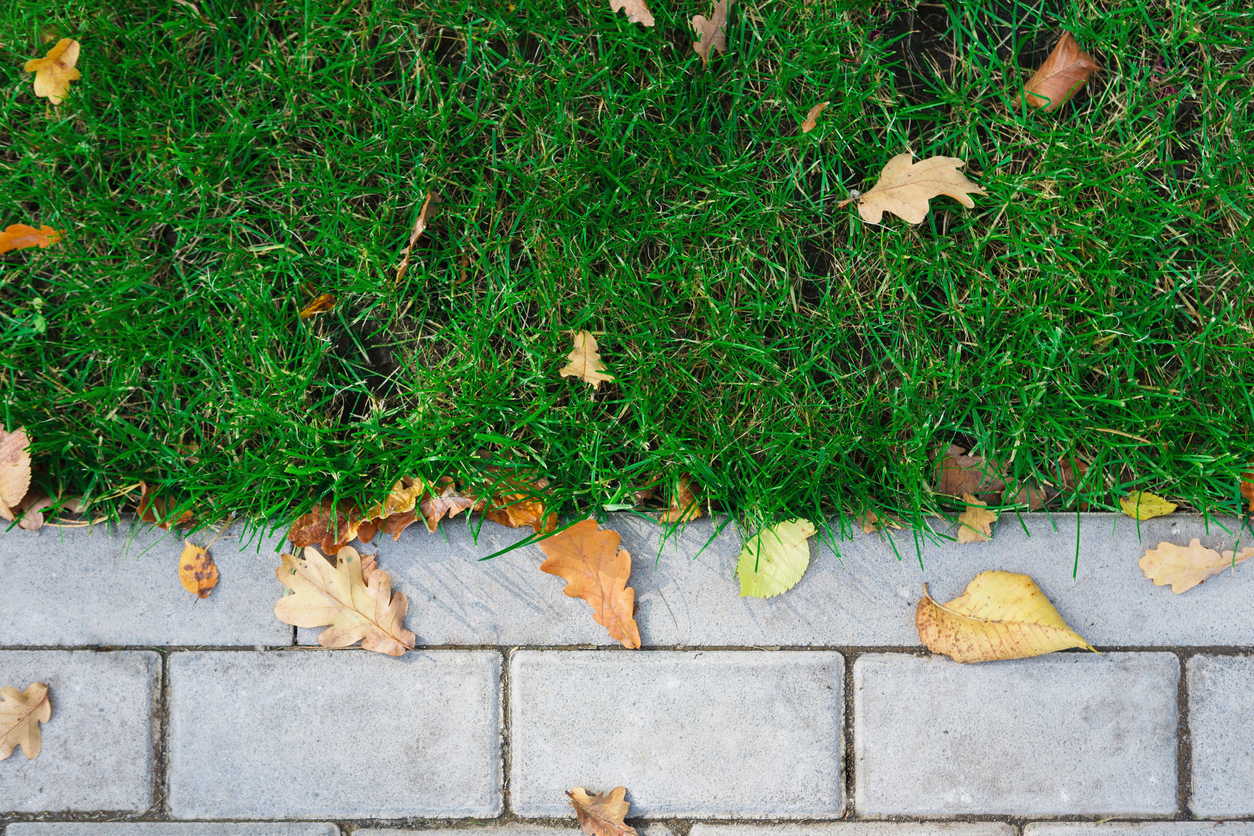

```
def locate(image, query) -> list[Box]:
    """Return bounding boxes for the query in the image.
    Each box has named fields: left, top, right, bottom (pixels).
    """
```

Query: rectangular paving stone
left=0, top=521, right=291, bottom=646
left=691, top=826, right=1015, bottom=836
left=1027, top=826, right=1254, bottom=836
left=1188, top=653, right=1254, bottom=817
left=0, top=650, right=159, bottom=813
left=295, top=513, right=1253, bottom=648
left=357, top=829, right=671, bottom=836
left=854, top=652, right=1178, bottom=816
left=167, top=649, right=501, bottom=819
left=509, top=650, right=844, bottom=819
left=8, top=827, right=339, bottom=836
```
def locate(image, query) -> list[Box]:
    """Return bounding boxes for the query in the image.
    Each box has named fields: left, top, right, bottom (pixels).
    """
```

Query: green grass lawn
left=2, top=0, right=1252, bottom=538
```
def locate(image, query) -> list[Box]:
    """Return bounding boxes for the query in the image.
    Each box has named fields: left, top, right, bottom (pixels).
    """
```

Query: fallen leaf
left=560, top=331, right=614, bottom=389
left=0, top=427, right=32, bottom=522
left=1139, top=538, right=1254, bottom=594
left=856, top=508, right=901, bottom=535
left=837, top=154, right=986, bottom=225
left=1240, top=464, right=1253, bottom=513
left=179, top=540, right=219, bottom=599
left=286, top=498, right=364, bottom=553
left=0, top=683, right=51, bottom=760
left=0, top=224, right=64, bottom=255
left=395, top=191, right=439, bottom=283
left=364, top=477, right=428, bottom=522
left=16, top=492, right=55, bottom=531
left=274, top=546, right=415, bottom=656
left=539, top=518, right=641, bottom=648
left=24, top=38, right=81, bottom=104
left=298, top=293, right=335, bottom=319
left=801, top=101, right=830, bottom=133
left=691, top=0, right=730, bottom=67
left=934, top=444, right=1005, bottom=503
left=419, top=476, right=479, bottom=532
left=956, top=493, right=997, bottom=543
left=356, top=519, right=378, bottom=543
left=916, top=570, right=1097, bottom=663
left=381, top=509, right=419, bottom=540
left=137, top=481, right=194, bottom=529
left=568, top=786, right=639, bottom=836
left=1120, top=491, right=1177, bottom=520
left=609, top=0, right=654, bottom=27
left=658, top=473, right=702, bottom=524
left=736, top=518, right=817, bottom=598
left=1016, top=31, right=1100, bottom=113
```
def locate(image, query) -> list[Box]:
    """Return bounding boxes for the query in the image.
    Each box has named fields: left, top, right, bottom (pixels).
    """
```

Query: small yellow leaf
left=1119, top=491, right=1177, bottom=520
left=1139, top=538, right=1254, bottom=594
left=956, top=493, right=997, bottom=543
left=559, top=331, right=614, bottom=389
left=178, top=540, right=219, bottom=599
left=24, top=39, right=81, bottom=105
left=298, top=293, right=335, bottom=319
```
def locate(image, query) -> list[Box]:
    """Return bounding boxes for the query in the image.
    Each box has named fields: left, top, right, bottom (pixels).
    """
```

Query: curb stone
left=5, top=827, right=340, bottom=836
left=1187, top=653, right=1254, bottom=817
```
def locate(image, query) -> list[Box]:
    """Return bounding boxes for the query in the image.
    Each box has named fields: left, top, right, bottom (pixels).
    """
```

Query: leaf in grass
left=609, top=0, right=654, bottom=27
left=1, top=683, right=51, bottom=761
left=395, top=191, right=439, bottom=282
left=137, top=481, right=194, bottom=529
left=364, top=477, right=428, bottom=522
left=658, top=473, right=702, bottom=524
left=800, top=101, right=829, bottom=133
left=560, top=331, right=614, bottom=389
left=856, top=508, right=901, bottom=535
left=691, top=0, right=730, bottom=67
left=1139, top=539, right=1254, bottom=594
left=837, top=154, right=986, bottom=225
left=1016, top=32, right=1099, bottom=113
left=956, top=493, right=997, bottom=543
left=539, top=519, right=641, bottom=649
left=736, top=518, right=817, bottom=598
left=419, top=476, right=480, bottom=532
left=1240, top=464, right=1254, bottom=513
left=1119, top=491, right=1177, bottom=521
left=287, top=498, right=364, bottom=553
left=24, top=39, right=81, bottom=104
left=568, top=786, right=639, bottom=836
left=298, top=293, right=335, bottom=319
left=179, top=540, right=219, bottom=599
left=15, top=492, right=55, bottom=531
left=274, top=546, right=415, bottom=656
left=0, top=427, right=32, bottom=522
left=934, top=443, right=1006, bottom=503
left=0, top=224, right=64, bottom=255
left=916, top=570, right=1097, bottom=663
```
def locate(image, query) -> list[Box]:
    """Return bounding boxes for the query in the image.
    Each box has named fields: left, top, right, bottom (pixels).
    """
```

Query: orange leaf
left=1016, top=32, right=1100, bottom=113
left=800, top=101, right=829, bottom=133
left=179, top=540, right=219, bottom=599
left=539, top=519, right=641, bottom=648
left=419, top=476, right=479, bottom=532
left=568, top=786, right=639, bottom=836
left=24, top=39, right=82, bottom=104
left=658, top=473, right=702, bottom=524
left=380, top=508, right=419, bottom=540
left=138, top=481, right=193, bottom=529
left=286, top=498, right=363, bottom=552
left=1240, top=463, right=1254, bottom=514
left=0, top=224, right=64, bottom=255
left=298, top=293, right=335, bottom=319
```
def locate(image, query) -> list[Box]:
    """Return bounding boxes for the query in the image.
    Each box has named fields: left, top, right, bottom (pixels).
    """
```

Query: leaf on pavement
left=658, top=473, right=702, bottom=524
left=691, top=0, right=730, bottom=67
left=736, top=518, right=817, bottom=598
left=856, top=507, right=901, bottom=535
left=1016, top=31, right=1099, bottom=113
left=24, top=38, right=81, bottom=104
left=609, top=0, right=654, bottom=27
left=179, top=540, right=219, bottom=599
left=396, top=191, right=439, bottom=282
left=15, top=492, right=55, bottom=531
left=274, top=546, right=415, bottom=656
left=137, top=481, right=194, bottom=529
left=837, top=154, right=986, bottom=225
left=287, top=498, right=364, bottom=553
left=0, top=224, right=64, bottom=255
left=483, top=474, right=557, bottom=533
left=298, top=293, right=335, bottom=319
left=800, top=101, right=829, bottom=133
left=419, top=476, right=480, bottom=532
left=568, top=786, right=639, bottom=836
left=1139, top=538, right=1254, bottom=594
left=560, top=331, right=614, bottom=389
left=0, top=427, right=32, bottom=522
left=1119, top=490, right=1177, bottom=520
left=916, top=570, right=1096, bottom=663
left=539, top=519, right=641, bottom=648
left=956, top=493, right=997, bottom=543
left=1, top=682, right=51, bottom=761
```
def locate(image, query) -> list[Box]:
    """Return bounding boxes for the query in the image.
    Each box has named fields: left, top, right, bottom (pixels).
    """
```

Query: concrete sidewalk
left=2, top=513, right=1253, bottom=831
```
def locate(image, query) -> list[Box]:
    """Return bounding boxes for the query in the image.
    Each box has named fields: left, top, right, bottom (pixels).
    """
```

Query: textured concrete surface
left=1026, top=826, right=1254, bottom=836
left=509, top=650, right=844, bottom=819
left=295, top=513, right=1254, bottom=648
left=691, top=826, right=1016, bottom=836
left=166, top=650, right=501, bottom=819
left=0, top=522, right=289, bottom=646
left=1188, top=654, right=1254, bottom=817
left=357, top=828, right=673, bottom=836
left=854, top=652, right=1179, bottom=816
left=7, top=827, right=339, bottom=836
left=0, top=650, right=159, bottom=813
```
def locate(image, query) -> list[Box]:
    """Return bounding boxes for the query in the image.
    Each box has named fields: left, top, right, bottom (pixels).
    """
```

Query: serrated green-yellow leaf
left=1119, top=491, right=1177, bottom=520
left=736, top=518, right=816, bottom=598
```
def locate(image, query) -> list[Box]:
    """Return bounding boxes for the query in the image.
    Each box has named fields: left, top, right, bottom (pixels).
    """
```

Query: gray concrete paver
left=166, top=650, right=501, bottom=819
left=1188, top=653, right=1254, bottom=817
left=691, top=826, right=1016, bottom=836
left=854, top=652, right=1179, bottom=816
left=6, top=826, right=339, bottom=836
left=0, top=650, right=159, bottom=813
left=509, top=650, right=844, bottom=819
left=356, top=827, right=672, bottom=836
left=1026, top=825, right=1254, bottom=836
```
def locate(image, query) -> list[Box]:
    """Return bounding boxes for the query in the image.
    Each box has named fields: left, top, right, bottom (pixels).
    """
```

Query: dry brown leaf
left=956, top=493, right=997, bottom=543
left=274, top=546, right=415, bottom=656
left=916, top=570, right=1096, bottom=663
left=137, top=481, right=194, bottom=530
left=609, top=0, right=654, bottom=27
left=395, top=191, right=439, bottom=282
left=364, top=477, right=429, bottom=522
left=1139, top=538, right=1254, bottom=594
left=381, top=509, right=419, bottom=540
left=1240, top=464, right=1254, bottom=513
left=1016, top=32, right=1100, bottom=113
left=855, top=508, right=901, bottom=535
left=179, top=540, right=219, bottom=599
left=691, top=0, right=730, bottom=67
left=24, top=39, right=81, bottom=104
left=837, top=154, right=986, bottom=225
left=934, top=444, right=1006, bottom=504
left=0, top=224, right=64, bottom=255
left=1, top=683, right=51, bottom=761
left=15, top=492, right=54, bottom=531
left=800, top=101, right=829, bottom=133
left=484, top=488, right=557, bottom=534
left=419, top=476, right=479, bottom=532
left=357, top=519, right=378, bottom=543
left=0, top=427, right=32, bottom=522
left=560, top=331, right=614, bottom=389
left=539, top=518, right=641, bottom=648
left=286, top=498, right=364, bottom=553
left=658, top=473, right=702, bottom=524
left=298, top=293, right=335, bottom=319
left=569, top=786, right=639, bottom=836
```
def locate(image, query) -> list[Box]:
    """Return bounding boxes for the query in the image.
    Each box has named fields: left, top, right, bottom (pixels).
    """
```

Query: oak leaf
left=274, top=546, right=415, bottom=656
left=1139, top=538, right=1254, bottom=594
left=736, top=518, right=816, bottom=598
left=298, top=293, right=335, bottom=319
left=856, top=507, right=901, bottom=535
left=837, top=154, right=986, bottom=225
left=482, top=475, right=557, bottom=533
left=0, top=426, right=32, bottom=522
left=560, top=331, right=614, bottom=389
left=0, top=224, right=64, bottom=255
left=1119, top=490, right=1176, bottom=520
left=658, top=473, right=702, bottom=524
left=137, top=481, right=194, bottom=529
left=691, top=0, right=730, bottom=67
left=1, top=682, right=51, bottom=760
left=1240, top=463, right=1253, bottom=513
left=419, top=476, right=480, bottom=532
left=934, top=444, right=1005, bottom=503
left=287, top=498, right=364, bottom=553
left=539, top=519, right=641, bottom=648
left=916, top=570, right=1096, bottom=663
left=364, top=477, right=428, bottom=522
left=1016, top=32, right=1099, bottom=113
left=956, top=493, right=997, bottom=543
left=801, top=101, right=829, bottom=133
left=15, top=492, right=55, bottom=531
left=610, top=0, right=654, bottom=27
left=380, top=509, right=419, bottom=540
left=568, top=786, right=639, bottom=836
left=179, top=540, right=219, bottom=599
left=396, top=191, right=438, bottom=282
left=24, top=39, right=81, bottom=104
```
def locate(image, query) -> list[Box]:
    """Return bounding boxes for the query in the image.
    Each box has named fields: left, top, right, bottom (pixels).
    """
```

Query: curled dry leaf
left=609, top=0, right=654, bottom=27
left=568, top=786, right=639, bottom=836
left=560, top=331, right=614, bottom=389
left=286, top=498, right=364, bottom=553
left=24, top=38, right=81, bottom=104
left=856, top=508, right=901, bottom=535
left=137, top=481, right=194, bottom=529
left=395, top=191, right=439, bottom=282
left=1139, top=538, right=1254, bottom=594
left=364, top=477, right=428, bottom=522
left=0, top=224, right=64, bottom=255
left=15, top=492, right=55, bottom=531
left=1016, top=32, right=1100, bottom=113
left=934, top=443, right=1005, bottom=504
left=179, top=540, right=219, bottom=599
left=1240, top=463, right=1254, bottom=513
left=298, top=293, right=335, bottom=319
left=539, top=519, right=641, bottom=648
left=956, top=493, right=997, bottom=543
left=800, top=101, right=830, bottom=133
left=419, top=476, right=480, bottom=532
left=691, top=0, right=730, bottom=67
left=1, top=682, right=51, bottom=760
left=658, top=473, right=702, bottom=524
left=837, top=154, right=986, bottom=225
left=0, top=427, right=32, bottom=522
left=1119, top=490, right=1177, bottom=521
left=916, top=570, right=1096, bottom=663
left=736, top=518, right=817, bottom=598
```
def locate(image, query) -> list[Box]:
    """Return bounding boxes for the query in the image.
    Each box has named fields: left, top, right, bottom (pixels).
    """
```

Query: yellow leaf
left=1119, top=491, right=1177, bottom=520
left=179, top=540, right=219, bottom=599
left=1139, top=538, right=1254, bottom=594
left=956, top=493, right=997, bottom=543
left=24, top=39, right=81, bottom=105
left=916, top=570, right=1097, bottom=663
left=559, top=331, right=614, bottom=389
left=837, top=154, right=986, bottom=225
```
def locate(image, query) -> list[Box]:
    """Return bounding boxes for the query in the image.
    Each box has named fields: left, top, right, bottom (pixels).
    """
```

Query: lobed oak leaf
left=736, top=518, right=817, bottom=598
left=0, top=224, right=64, bottom=255
left=800, top=101, right=830, bottom=133
left=298, top=293, right=335, bottom=319
left=364, top=477, right=428, bottom=522
left=395, top=191, right=439, bottom=282
left=956, top=493, right=997, bottom=543
left=1119, top=490, right=1176, bottom=520
left=568, top=786, right=639, bottom=836
left=934, top=443, right=1006, bottom=504
left=482, top=474, right=557, bottom=534
left=0, top=426, right=33, bottom=522
left=1139, top=538, right=1254, bottom=594
left=419, top=476, right=479, bottom=532
left=286, top=498, right=364, bottom=553
left=560, top=331, right=614, bottom=389
left=179, top=540, right=219, bottom=599
left=1016, top=32, right=1099, bottom=113
left=837, top=154, right=986, bottom=225
left=24, top=39, right=81, bottom=104
left=609, top=0, right=654, bottom=27
left=539, top=519, right=641, bottom=648
left=274, top=546, right=415, bottom=656
left=137, top=481, right=194, bottom=529
left=691, top=0, right=730, bottom=67
left=916, top=570, right=1096, bottom=663
left=1, top=682, right=51, bottom=760
left=658, top=473, right=702, bottom=524
left=856, top=507, right=901, bottom=535
left=381, top=509, right=419, bottom=540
